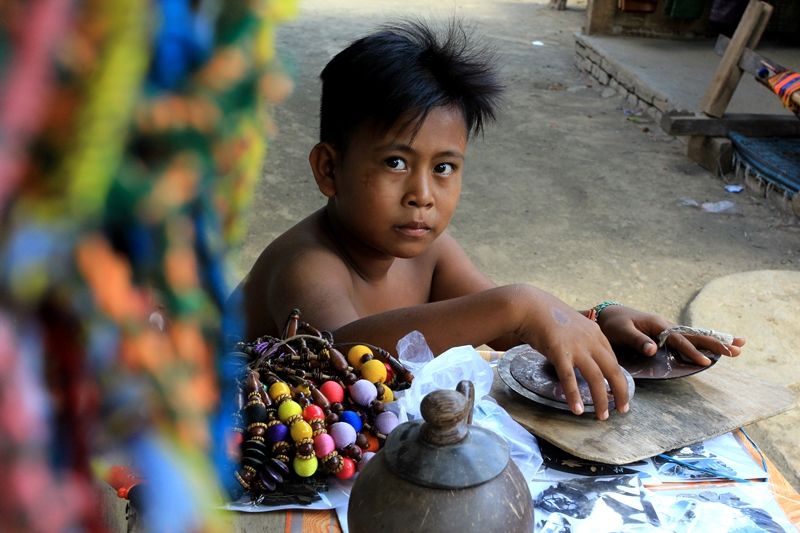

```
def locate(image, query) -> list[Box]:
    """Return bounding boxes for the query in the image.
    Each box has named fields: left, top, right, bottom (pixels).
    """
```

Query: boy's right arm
left=260, top=253, right=628, bottom=420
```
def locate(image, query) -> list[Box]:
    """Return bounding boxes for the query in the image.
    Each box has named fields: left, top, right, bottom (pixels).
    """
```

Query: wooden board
left=491, top=362, right=797, bottom=465
left=660, top=113, right=800, bottom=137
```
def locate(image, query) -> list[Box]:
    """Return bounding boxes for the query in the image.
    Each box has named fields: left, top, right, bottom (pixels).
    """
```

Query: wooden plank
left=660, top=113, right=800, bottom=137
left=701, top=0, right=773, bottom=118
left=491, top=362, right=797, bottom=465
left=586, top=0, right=617, bottom=35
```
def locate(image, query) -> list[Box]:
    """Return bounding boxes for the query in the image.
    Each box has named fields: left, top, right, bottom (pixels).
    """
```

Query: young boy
left=240, top=20, right=744, bottom=420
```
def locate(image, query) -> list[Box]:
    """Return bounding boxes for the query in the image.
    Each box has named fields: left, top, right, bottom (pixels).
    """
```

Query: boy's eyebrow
left=375, top=142, right=465, bottom=159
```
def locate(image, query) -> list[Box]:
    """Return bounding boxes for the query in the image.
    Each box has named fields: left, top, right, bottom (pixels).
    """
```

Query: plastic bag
left=395, top=331, right=542, bottom=484
left=395, top=331, right=493, bottom=418
left=473, top=397, right=543, bottom=482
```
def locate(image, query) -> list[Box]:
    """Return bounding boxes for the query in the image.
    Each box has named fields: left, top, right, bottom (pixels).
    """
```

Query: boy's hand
left=520, top=297, right=630, bottom=420
left=597, top=305, right=746, bottom=366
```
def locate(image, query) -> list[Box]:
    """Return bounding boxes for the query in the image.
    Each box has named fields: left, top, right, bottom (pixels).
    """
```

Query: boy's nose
left=403, top=173, right=434, bottom=208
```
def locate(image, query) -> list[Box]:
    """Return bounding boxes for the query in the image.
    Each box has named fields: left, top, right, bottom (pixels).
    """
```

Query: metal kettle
left=348, top=380, right=533, bottom=532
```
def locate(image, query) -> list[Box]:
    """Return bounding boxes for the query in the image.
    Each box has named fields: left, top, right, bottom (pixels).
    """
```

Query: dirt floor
left=239, top=0, right=800, bottom=489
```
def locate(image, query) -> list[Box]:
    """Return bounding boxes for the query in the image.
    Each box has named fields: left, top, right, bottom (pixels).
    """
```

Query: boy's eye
left=385, top=157, right=407, bottom=170
left=434, top=162, right=455, bottom=176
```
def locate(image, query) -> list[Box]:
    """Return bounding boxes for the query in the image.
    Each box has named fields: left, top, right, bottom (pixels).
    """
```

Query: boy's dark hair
left=319, top=20, right=503, bottom=149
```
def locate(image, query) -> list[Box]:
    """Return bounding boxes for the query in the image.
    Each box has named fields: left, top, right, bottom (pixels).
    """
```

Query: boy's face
left=325, top=105, right=468, bottom=259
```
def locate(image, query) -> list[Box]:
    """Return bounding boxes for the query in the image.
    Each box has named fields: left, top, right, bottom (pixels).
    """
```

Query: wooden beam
left=687, top=136, right=733, bottom=174
left=661, top=113, right=800, bottom=137
left=700, top=0, right=773, bottom=118
left=586, top=0, right=616, bottom=35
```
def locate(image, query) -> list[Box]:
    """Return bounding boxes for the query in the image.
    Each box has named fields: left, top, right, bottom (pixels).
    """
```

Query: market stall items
left=223, top=309, right=413, bottom=505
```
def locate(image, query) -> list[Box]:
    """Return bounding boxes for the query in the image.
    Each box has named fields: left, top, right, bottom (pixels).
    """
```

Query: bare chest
left=351, top=264, right=433, bottom=316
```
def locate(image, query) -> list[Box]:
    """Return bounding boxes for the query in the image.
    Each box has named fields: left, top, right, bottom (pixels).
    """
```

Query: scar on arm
left=551, top=307, right=571, bottom=326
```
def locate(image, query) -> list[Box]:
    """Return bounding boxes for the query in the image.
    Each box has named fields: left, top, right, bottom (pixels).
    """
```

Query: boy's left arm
left=429, top=233, right=745, bottom=361
left=427, top=233, right=527, bottom=350
left=593, top=305, right=745, bottom=365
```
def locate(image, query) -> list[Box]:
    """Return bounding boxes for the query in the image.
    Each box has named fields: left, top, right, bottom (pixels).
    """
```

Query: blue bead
left=266, top=423, right=288, bottom=443
left=340, top=410, right=363, bottom=432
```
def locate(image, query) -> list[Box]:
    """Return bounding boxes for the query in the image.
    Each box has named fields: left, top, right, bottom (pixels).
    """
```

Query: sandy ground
left=239, top=0, right=800, bottom=488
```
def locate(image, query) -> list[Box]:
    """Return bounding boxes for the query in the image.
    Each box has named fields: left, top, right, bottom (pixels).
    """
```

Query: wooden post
left=586, top=0, right=616, bottom=35
left=700, top=0, right=773, bottom=118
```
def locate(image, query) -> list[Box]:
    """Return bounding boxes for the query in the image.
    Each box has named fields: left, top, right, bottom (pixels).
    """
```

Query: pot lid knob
left=383, top=380, right=509, bottom=489
left=420, top=380, right=473, bottom=446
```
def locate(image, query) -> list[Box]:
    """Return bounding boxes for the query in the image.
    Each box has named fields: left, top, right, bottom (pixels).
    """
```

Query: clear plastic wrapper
left=531, top=475, right=663, bottom=532
left=650, top=483, right=795, bottom=532
left=653, top=432, right=767, bottom=483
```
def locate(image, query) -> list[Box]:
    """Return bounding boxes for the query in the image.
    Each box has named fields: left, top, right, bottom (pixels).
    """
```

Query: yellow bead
left=293, top=456, right=318, bottom=478
left=293, top=383, right=310, bottom=396
left=347, top=344, right=373, bottom=369
left=268, top=382, right=291, bottom=401
left=381, top=383, right=394, bottom=402
left=361, top=359, right=387, bottom=384
left=277, top=400, right=302, bottom=422
left=290, top=420, right=313, bottom=441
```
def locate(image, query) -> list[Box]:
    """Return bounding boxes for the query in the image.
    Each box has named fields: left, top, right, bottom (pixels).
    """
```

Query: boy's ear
left=309, top=142, right=339, bottom=198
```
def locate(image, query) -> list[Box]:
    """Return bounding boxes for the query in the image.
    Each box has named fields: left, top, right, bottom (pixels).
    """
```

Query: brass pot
left=348, top=381, right=533, bottom=532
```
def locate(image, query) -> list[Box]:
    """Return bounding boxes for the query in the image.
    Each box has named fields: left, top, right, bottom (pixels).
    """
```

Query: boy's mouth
left=395, top=221, right=431, bottom=238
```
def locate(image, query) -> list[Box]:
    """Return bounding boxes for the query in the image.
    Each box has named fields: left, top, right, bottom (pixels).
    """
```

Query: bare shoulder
left=429, top=231, right=495, bottom=301
left=241, top=210, right=353, bottom=338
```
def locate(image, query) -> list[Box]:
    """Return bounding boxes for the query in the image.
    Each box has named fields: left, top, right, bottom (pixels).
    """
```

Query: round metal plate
left=615, top=345, right=721, bottom=380
left=497, top=345, right=635, bottom=413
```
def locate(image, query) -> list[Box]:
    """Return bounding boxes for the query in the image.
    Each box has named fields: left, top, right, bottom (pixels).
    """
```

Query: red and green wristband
left=582, top=300, right=622, bottom=321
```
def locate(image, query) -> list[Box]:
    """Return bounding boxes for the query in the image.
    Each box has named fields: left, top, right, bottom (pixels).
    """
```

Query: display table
left=103, top=348, right=800, bottom=532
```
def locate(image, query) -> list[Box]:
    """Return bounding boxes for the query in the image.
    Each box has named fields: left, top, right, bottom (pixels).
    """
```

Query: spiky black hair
left=318, top=19, right=503, bottom=149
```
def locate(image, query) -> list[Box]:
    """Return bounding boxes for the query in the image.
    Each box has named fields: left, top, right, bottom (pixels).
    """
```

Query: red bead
left=303, top=404, right=325, bottom=421
left=319, top=380, right=344, bottom=403
left=335, top=457, right=356, bottom=480
left=384, top=362, right=394, bottom=384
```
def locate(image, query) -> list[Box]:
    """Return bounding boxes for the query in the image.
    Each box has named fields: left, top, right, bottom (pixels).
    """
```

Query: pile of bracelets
left=225, top=309, right=414, bottom=504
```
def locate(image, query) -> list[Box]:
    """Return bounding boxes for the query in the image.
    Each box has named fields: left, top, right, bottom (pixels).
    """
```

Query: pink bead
left=375, top=411, right=400, bottom=435
left=336, top=457, right=356, bottom=480
left=349, top=379, right=377, bottom=407
left=329, top=421, right=357, bottom=449
left=313, top=433, right=336, bottom=458
left=319, top=380, right=344, bottom=403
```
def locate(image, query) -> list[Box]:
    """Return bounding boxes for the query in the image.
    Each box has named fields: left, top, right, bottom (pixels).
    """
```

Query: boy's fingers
left=682, top=334, right=732, bottom=357
left=667, top=334, right=712, bottom=366
left=730, top=337, right=746, bottom=356
left=552, top=358, right=584, bottom=416
left=619, top=327, right=658, bottom=356
left=602, top=318, right=663, bottom=357
left=595, top=349, right=629, bottom=415
left=576, top=357, right=610, bottom=420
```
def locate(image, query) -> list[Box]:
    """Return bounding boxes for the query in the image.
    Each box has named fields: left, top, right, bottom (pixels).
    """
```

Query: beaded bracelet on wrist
left=583, top=300, right=622, bottom=321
